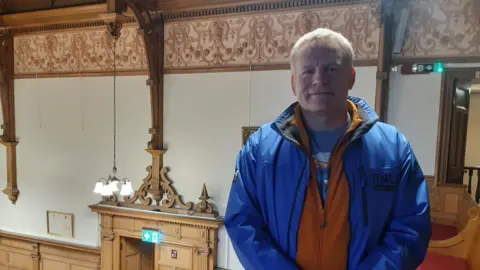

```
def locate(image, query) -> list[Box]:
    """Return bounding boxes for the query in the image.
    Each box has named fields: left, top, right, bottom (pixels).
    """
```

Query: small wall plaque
left=171, top=249, right=178, bottom=259
left=47, top=211, right=74, bottom=238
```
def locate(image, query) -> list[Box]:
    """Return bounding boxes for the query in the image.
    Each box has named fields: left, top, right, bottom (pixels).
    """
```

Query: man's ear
left=350, top=67, right=356, bottom=89
left=291, top=74, right=296, bottom=95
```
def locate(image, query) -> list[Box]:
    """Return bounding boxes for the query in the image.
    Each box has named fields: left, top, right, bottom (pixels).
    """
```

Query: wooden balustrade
left=464, top=166, right=480, bottom=204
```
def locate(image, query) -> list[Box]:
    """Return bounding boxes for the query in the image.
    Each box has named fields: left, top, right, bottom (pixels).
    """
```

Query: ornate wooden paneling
left=0, top=231, right=100, bottom=270
left=399, top=0, right=480, bottom=59
left=90, top=204, right=222, bottom=270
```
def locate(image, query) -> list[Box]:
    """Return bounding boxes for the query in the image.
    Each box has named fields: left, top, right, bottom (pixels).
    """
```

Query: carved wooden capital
left=194, top=247, right=211, bottom=257
left=107, top=22, right=123, bottom=41
left=101, top=231, right=116, bottom=241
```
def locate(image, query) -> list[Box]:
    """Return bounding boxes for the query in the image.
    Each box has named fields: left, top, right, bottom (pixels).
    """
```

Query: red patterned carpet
left=418, top=223, right=469, bottom=270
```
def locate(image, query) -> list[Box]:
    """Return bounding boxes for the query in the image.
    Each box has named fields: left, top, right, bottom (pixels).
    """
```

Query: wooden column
left=373, top=0, right=395, bottom=122
left=0, top=28, right=18, bottom=204
left=124, top=1, right=166, bottom=202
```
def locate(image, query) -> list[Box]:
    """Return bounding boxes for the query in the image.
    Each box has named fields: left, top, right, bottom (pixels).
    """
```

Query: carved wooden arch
left=98, top=0, right=218, bottom=218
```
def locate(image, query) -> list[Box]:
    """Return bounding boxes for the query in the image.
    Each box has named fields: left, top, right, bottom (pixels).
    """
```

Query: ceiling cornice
left=0, top=4, right=110, bottom=30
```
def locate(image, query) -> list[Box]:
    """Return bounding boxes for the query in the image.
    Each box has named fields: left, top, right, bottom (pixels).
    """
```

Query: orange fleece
left=294, top=100, right=363, bottom=270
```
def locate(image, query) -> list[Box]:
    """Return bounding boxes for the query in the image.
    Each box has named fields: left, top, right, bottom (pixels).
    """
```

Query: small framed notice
left=47, top=211, right=74, bottom=238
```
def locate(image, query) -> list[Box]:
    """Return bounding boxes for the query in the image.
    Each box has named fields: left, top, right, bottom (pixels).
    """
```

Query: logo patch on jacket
left=232, top=170, right=239, bottom=184
left=372, top=172, right=399, bottom=191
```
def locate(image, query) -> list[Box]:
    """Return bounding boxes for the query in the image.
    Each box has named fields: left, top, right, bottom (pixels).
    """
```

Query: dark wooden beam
left=374, top=12, right=394, bottom=122
left=106, top=0, right=126, bottom=14
left=0, top=28, right=18, bottom=204
left=373, top=0, right=395, bottom=122
left=122, top=0, right=166, bottom=205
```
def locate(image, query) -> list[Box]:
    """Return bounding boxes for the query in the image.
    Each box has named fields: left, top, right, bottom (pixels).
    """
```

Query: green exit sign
left=142, top=229, right=164, bottom=244
left=412, top=63, right=444, bottom=74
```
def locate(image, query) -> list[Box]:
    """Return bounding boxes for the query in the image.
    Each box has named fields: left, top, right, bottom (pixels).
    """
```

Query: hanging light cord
left=113, top=38, right=117, bottom=171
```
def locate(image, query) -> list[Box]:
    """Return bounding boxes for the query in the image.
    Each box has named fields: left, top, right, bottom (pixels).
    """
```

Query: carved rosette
left=101, top=231, right=115, bottom=241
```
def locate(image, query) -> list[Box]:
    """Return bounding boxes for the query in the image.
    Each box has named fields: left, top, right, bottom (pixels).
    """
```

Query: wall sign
left=141, top=229, right=164, bottom=244
left=46, top=211, right=74, bottom=238
left=171, top=250, right=178, bottom=259
left=401, top=63, right=444, bottom=75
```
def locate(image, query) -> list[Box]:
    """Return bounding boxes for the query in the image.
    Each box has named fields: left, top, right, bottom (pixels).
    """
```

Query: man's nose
left=312, top=69, right=329, bottom=86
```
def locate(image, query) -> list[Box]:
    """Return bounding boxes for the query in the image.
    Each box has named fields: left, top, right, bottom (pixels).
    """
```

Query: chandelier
left=93, top=24, right=133, bottom=198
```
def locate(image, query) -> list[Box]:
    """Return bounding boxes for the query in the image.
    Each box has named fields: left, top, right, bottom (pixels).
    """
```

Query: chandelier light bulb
left=120, top=181, right=133, bottom=196
left=93, top=181, right=104, bottom=194
left=109, top=180, right=119, bottom=192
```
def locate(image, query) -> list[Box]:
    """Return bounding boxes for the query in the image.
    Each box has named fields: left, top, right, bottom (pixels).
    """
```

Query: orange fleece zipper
left=295, top=100, right=363, bottom=270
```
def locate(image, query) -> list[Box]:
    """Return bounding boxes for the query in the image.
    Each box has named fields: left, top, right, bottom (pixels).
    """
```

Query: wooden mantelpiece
left=90, top=204, right=223, bottom=270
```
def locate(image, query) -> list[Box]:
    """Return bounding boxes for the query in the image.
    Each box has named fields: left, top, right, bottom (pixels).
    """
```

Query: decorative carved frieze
left=11, top=0, right=480, bottom=76
left=399, top=0, right=480, bottom=58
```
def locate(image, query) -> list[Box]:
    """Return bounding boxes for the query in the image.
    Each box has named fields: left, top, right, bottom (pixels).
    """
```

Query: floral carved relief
left=164, top=4, right=380, bottom=69
left=12, top=0, right=480, bottom=76
left=14, top=27, right=147, bottom=75
left=401, top=0, right=480, bottom=58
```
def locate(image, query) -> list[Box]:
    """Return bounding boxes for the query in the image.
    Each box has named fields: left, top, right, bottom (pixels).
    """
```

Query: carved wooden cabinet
left=90, top=204, right=223, bottom=270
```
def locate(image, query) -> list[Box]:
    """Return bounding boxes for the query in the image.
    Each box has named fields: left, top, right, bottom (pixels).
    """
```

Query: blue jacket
left=225, top=96, right=432, bottom=269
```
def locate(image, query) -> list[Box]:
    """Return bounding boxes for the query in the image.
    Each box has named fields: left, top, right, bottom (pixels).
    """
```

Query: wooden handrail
left=464, top=166, right=480, bottom=204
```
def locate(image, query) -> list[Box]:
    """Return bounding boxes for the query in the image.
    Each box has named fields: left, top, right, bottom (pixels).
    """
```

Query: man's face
left=291, top=46, right=354, bottom=114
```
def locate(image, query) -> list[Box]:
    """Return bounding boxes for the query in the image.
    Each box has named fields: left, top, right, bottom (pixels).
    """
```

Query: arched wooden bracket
left=0, top=28, right=18, bottom=204
left=124, top=0, right=164, bottom=151
left=96, top=0, right=218, bottom=218
left=109, top=150, right=218, bottom=218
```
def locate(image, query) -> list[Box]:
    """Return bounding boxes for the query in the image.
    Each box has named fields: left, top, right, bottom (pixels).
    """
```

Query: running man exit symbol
left=141, top=229, right=163, bottom=244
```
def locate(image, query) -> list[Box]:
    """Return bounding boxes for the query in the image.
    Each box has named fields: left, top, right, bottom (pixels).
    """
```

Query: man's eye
left=327, top=67, right=337, bottom=73
left=302, top=69, right=314, bottom=75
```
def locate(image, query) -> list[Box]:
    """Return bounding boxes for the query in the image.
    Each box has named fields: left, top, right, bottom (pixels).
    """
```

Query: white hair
left=290, top=28, right=355, bottom=72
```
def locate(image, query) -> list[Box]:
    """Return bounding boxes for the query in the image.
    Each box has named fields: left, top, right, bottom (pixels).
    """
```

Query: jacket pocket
left=361, top=166, right=401, bottom=227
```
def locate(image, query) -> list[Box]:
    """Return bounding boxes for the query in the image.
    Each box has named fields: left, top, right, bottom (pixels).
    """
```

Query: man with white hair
left=225, top=28, right=432, bottom=269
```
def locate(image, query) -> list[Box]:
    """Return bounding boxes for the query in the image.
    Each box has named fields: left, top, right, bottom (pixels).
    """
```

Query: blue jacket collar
left=272, top=96, right=379, bottom=144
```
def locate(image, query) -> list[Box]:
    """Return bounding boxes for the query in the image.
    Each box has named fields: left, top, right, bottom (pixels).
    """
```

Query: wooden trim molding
left=0, top=230, right=100, bottom=270
left=161, top=0, right=370, bottom=20
left=0, top=29, right=18, bottom=204
left=0, top=4, right=109, bottom=29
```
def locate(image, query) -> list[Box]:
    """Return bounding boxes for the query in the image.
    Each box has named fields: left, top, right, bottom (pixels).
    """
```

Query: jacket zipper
left=361, top=168, right=369, bottom=227
left=286, top=159, right=307, bottom=255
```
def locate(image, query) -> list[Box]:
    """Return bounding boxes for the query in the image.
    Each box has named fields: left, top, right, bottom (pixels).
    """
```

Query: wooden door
left=120, top=237, right=154, bottom=270
left=446, top=79, right=471, bottom=184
